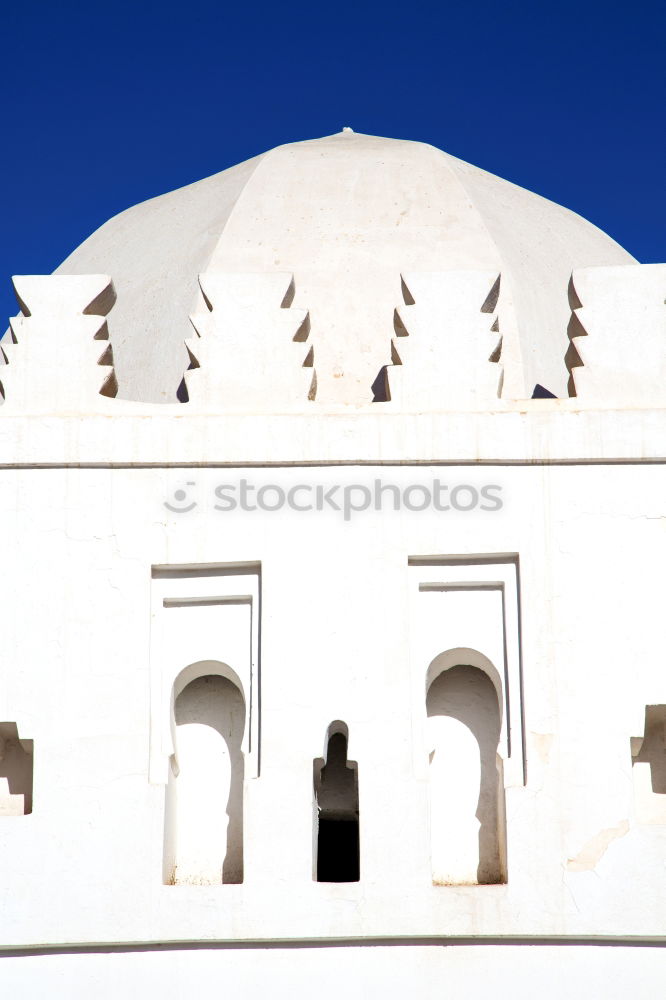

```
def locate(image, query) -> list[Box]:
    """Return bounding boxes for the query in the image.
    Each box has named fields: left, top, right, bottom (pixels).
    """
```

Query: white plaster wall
left=2, top=944, right=666, bottom=1000
left=1, top=460, right=666, bottom=949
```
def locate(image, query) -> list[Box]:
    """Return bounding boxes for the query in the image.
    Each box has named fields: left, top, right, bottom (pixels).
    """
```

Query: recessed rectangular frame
left=149, top=561, right=261, bottom=783
left=408, top=554, right=525, bottom=787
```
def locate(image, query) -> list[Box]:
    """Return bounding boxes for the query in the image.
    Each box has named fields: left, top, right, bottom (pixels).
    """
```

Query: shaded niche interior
left=164, top=674, right=245, bottom=885
left=632, top=705, right=666, bottom=794
left=314, top=728, right=359, bottom=882
left=0, top=722, right=33, bottom=815
left=426, top=664, right=506, bottom=885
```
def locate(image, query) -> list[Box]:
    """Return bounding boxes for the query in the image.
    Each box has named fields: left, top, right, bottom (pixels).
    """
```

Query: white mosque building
left=1, top=128, right=665, bottom=997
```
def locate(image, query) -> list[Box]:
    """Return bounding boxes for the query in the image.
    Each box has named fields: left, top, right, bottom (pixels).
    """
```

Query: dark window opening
left=314, top=728, right=359, bottom=882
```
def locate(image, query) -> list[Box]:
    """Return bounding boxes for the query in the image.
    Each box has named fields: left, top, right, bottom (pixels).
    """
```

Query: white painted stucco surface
left=1, top=461, right=666, bottom=948
left=51, top=131, right=634, bottom=402
left=4, top=944, right=666, bottom=1000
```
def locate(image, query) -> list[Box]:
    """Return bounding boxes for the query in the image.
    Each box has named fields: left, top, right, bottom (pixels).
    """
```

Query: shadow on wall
left=426, top=665, right=505, bottom=884
left=165, top=675, right=245, bottom=885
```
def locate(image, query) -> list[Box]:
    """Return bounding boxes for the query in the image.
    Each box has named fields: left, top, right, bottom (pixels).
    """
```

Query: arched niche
left=167, top=659, right=247, bottom=764
left=163, top=661, right=246, bottom=885
left=426, top=650, right=507, bottom=885
left=426, top=647, right=504, bottom=735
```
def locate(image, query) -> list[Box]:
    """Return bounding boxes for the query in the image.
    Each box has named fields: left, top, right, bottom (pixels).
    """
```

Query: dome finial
left=342, top=126, right=354, bottom=133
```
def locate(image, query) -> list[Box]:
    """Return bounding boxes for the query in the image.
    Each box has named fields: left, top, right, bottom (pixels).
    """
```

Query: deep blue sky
left=2, top=0, right=664, bottom=324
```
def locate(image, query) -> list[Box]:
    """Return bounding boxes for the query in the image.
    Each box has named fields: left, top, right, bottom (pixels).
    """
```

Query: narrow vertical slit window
left=314, top=724, right=359, bottom=882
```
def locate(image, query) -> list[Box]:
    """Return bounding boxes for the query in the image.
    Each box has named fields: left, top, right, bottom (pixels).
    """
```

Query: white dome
left=56, top=130, right=635, bottom=403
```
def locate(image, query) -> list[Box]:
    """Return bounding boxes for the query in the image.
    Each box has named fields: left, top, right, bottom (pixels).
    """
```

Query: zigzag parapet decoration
left=1, top=275, right=117, bottom=413
left=384, top=271, right=503, bottom=409
left=184, top=272, right=315, bottom=409
left=566, top=263, right=666, bottom=405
